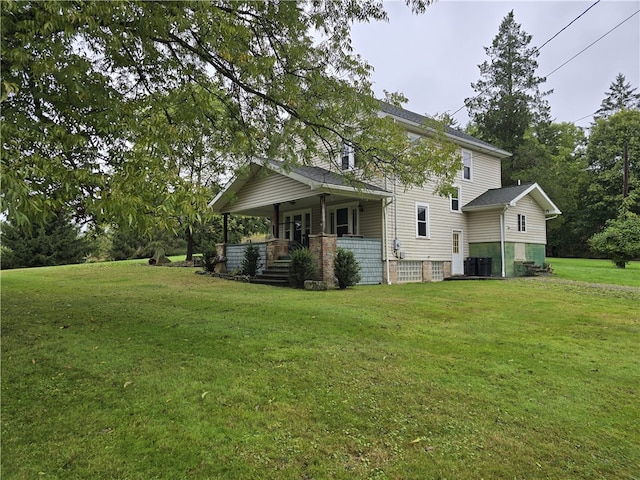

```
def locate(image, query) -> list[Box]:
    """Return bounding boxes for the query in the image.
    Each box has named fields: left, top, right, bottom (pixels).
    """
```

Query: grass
left=2, top=260, right=639, bottom=479
left=548, top=257, right=640, bottom=287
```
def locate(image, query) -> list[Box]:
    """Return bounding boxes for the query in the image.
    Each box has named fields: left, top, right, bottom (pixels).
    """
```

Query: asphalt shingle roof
left=379, top=102, right=511, bottom=156
left=463, top=183, right=536, bottom=209
left=265, top=159, right=390, bottom=194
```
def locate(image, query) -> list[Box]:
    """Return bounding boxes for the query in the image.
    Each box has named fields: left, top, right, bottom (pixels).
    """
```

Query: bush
left=288, top=247, right=318, bottom=288
left=201, top=241, right=219, bottom=273
left=334, top=248, right=361, bottom=289
left=589, top=210, right=640, bottom=268
left=241, top=244, right=262, bottom=276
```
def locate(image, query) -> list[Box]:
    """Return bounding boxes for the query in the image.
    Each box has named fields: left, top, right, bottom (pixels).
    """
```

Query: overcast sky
left=350, top=0, right=640, bottom=129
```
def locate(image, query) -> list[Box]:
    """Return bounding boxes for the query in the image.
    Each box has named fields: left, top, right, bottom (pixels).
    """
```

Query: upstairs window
left=341, top=143, right=358, bottom=170
left=416, top=203, right=430, bottom=238
left=462, top=149, right=472, bottom=180
left=518, top=214, right=527, bottom=232
left=450, top=186, right=461, bottom=212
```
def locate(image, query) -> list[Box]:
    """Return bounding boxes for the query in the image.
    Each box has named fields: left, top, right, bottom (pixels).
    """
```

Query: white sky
left=350, top=0, right=640, bottom=129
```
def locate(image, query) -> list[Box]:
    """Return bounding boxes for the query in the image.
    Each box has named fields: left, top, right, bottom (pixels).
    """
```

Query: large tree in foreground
left=465, top=10, right=551, bottom=184
left=2, top=0, right=460, bottom=233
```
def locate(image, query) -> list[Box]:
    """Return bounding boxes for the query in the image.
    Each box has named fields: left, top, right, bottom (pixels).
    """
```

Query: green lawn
left=2, top=260, right=639, bottom=479
left=548, top=257, right=640, bottom=287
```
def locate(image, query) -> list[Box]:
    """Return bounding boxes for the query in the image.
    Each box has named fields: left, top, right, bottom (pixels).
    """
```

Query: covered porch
left=209, top=159, right=391, bottom=285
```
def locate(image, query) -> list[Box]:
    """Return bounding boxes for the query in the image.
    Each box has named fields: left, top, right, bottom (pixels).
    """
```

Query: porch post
left=223, top=213, right=229, bottom=244
left=273, top=203, right=280, bottom=239
left=320, top=194, right=327, bottom=234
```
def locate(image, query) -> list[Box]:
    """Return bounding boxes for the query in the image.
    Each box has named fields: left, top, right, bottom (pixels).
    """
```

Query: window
left=341, top=143, right=358, bottom=170
left=416, top=203, right=430, bottom=238
left=462, top=149, right=472, bottom=180
left=518, top=214, right=526, bottom=232
left=329, top=204, right=359, bottom=237
left=450, top=186, right=461, bottom=212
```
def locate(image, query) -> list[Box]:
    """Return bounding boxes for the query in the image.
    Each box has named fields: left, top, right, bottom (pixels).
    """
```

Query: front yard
left=1, top=260, right=638, bottom=479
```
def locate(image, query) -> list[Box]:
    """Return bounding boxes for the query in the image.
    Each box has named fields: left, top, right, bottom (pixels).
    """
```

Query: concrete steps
left=252, top=258, right=291, bottom=286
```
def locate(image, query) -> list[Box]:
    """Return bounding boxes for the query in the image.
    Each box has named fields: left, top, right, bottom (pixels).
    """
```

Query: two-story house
left=209, top=102, right=561, bottom=284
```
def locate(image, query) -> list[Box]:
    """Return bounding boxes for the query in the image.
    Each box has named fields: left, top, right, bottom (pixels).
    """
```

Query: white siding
left=386, top=181, right=469, bottom=261
left=467, top=210, right=501, bottom=243
left=227, top=170, right=312, bottom=212
left=457, top=149, right=502, bottom=204
left=505, top=196, right=547, bottom=244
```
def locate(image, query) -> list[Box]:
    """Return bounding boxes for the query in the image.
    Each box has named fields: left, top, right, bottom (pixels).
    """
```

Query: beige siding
left=467, top=210, right=502, bottom=243
left=386, top=181, right=469, bottom=261
left=228, top=170, right=311, bottom=211
left=458, top=149, right=502, bottom=204
left=505, top=196, right=547, bottom=244
left=358, top=200, right=383, bottom=238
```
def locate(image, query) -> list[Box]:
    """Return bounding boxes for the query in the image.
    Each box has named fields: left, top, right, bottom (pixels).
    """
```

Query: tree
left=2, top=1, right=460, bottom=234
left=514, top=122, right=589, bottom=257
left=0, top=212, right=92, bottom=269
left=577, top=110, right=640, bottom=244
left=595, top=73, right=640, bottom=120
left=589, top=210, right=640, bottom=268
left=465, top=10, right=552, bottom=184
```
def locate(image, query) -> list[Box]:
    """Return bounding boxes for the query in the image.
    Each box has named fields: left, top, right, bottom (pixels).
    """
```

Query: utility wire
left=544, top=9, right=640, bottom=78
left=448, top=0, right=602, bottom=118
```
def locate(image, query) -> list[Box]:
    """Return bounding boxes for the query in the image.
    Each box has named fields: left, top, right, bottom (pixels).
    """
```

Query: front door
left=452, top=230, right=464, bottom=275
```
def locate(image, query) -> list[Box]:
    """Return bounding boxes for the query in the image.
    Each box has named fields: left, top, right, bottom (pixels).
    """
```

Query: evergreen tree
left=465, top=10, right=552, bottom=184
left=595, top=73, right=640, bottom=120
left=1, top=212, right=92, bottom=269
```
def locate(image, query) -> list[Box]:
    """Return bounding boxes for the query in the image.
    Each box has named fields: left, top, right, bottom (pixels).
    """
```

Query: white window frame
left=282, top=209, right=312, bottom=242
left=328, top=202, right=359, bottom=237
left=341, top=143, right=358, bottom=171
left=462, top=149, right=472, bottom=181
left=517, top=214, right=527, bottom=232
left=450, top=185, right=461, bottom=213
left=416, top=202, right=431, bottom=239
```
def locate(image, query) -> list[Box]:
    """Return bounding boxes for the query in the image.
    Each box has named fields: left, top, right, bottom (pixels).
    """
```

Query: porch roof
left=462, top=182, right=562, bottom=215
left=209, top=158, right=391, bottom=215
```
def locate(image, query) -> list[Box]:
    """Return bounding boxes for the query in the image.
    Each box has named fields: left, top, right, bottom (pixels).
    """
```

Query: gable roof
left=463, top=182, right=561, bottom=215
left=379, top=102, right=512, bottom=159
left=209, top=158, right=391, bottom=213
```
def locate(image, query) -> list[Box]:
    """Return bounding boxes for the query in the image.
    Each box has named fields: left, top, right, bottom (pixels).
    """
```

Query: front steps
left=252, top=258, right=291, bottom=286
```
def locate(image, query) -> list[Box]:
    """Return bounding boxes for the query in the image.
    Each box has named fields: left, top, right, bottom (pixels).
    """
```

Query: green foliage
left=2, top=0, right=457, bottom=234
left=577, top=110, right=640, bottom=243
left=595, top=73, right=640, bottom=120
left=589, top=210, right=640, bottom=268
left=0, top=213, right=92, bottom=269
left=241, top=244, right=261, bottom=277
left=333, top=248, right=361, bottom=289
left=288, top=247, right=318, bottom=288
left=107, top=228, right=186, bottom=261
left=465, top=10, right=551, bottom=183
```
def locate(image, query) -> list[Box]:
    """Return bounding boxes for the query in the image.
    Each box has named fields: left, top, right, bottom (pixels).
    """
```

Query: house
left=209, top=102, right=561, bottom=284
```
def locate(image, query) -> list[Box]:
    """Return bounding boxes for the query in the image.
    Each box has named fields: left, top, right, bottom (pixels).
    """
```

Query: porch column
left=309, top=233, right=336, bottom=284
left=273, top=203, right=280, bottom=239
left=319, top=194, right=327, bottom=234
left=223, top=213, right=229, bottom=244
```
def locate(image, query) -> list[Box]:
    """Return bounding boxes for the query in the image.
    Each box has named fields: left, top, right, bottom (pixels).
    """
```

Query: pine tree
left=595, top=73, right=640, bottom=120
left=465, top=10, right=552, bottom=183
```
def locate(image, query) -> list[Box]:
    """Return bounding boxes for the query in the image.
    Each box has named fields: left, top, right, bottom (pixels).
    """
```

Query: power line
left=448, top=0, right=602, bottom=118
left=544, top=9, right=640, bottom=78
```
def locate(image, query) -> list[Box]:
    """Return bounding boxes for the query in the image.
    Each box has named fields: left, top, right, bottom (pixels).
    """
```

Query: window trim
left=462, top=149, right=472, bottom=181
left=328, top=202, right=360, bottom=237
left=341, top=143, right=358, bottom=171
left=517, top=214, right=527, bottom=232
left=450, top=185, right=462, bottom=213
left=415, top=202, right=431, bottom=239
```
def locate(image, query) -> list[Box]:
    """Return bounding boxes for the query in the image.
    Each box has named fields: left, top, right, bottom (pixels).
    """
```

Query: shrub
left=589, top=210, right=640, bottom=268
left=334, top=248, right=361, bottom=289
left=241, top=244, right=262, bottom=276
left=289, top=247, right=318, bottom=288
left=201, top=241, right=218, bottom=273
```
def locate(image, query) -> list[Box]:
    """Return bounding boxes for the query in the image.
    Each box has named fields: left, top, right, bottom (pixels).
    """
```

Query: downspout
left=500, top=206, right=508, bottom=278
left=383, top=198, right=391, bottom=285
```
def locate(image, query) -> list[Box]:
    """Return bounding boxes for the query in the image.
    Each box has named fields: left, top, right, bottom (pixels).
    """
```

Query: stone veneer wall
left=309, top=233, right=336, bottom=284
